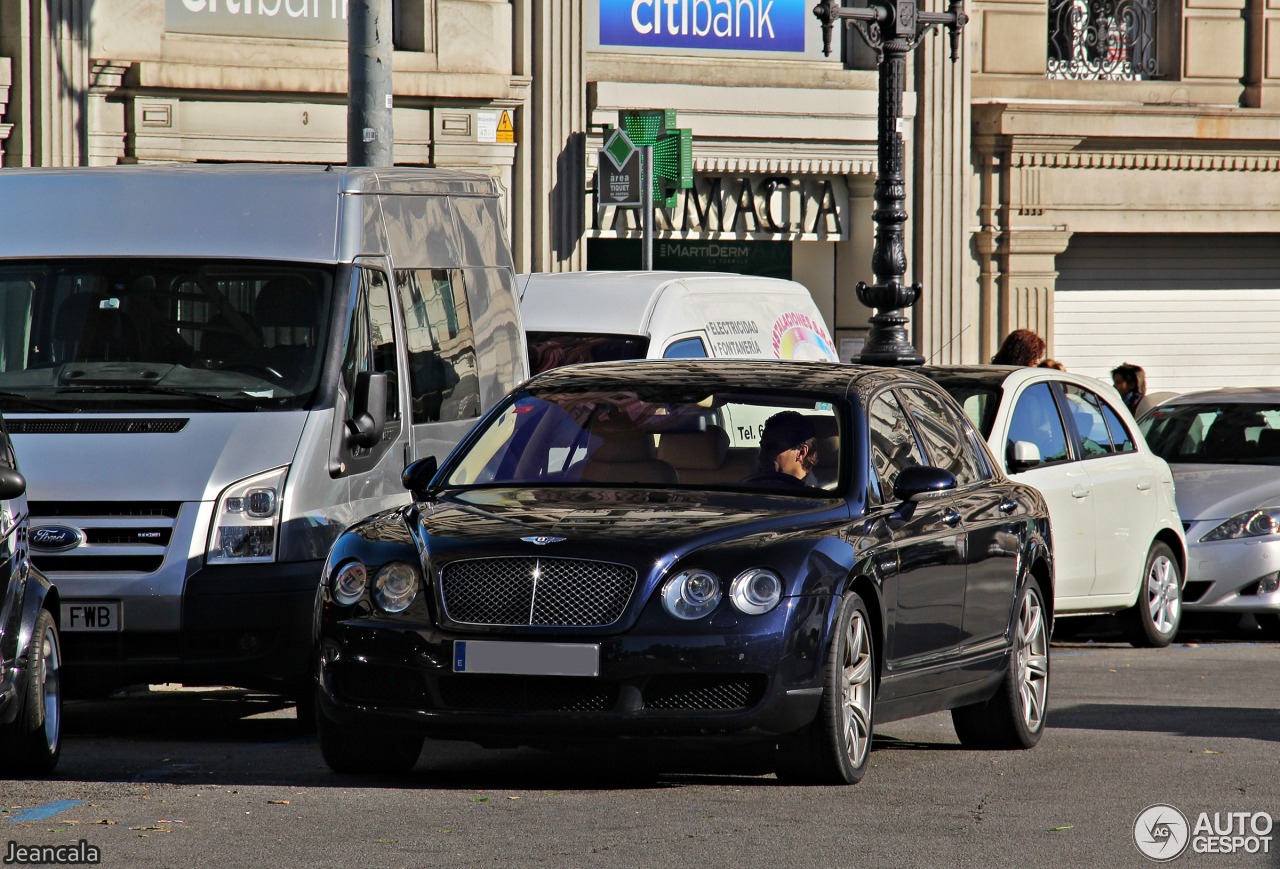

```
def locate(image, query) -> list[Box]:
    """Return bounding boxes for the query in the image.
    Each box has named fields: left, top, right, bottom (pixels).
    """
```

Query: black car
left=0, top=413, right=62, bottom=776
left=314, top=360, right=1053, bottom=784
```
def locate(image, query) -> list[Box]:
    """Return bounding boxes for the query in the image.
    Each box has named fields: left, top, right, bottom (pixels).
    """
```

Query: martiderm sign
left=167, top=0, right=348, bottom=40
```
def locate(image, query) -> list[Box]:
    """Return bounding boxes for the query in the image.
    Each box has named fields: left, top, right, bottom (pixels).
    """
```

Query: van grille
left=27, top=501, right=180, bottom=575
left=7, top=418, right=188, bottom=434
left=441, top=557, right=636, bottom=627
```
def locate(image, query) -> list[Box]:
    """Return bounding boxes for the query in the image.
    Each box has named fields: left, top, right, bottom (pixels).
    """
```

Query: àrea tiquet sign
left=599, top=0, right=808, bottom=52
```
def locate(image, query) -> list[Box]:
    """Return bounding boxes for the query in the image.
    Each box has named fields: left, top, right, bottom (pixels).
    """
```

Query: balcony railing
left=1047, top=0, right=1158, bottom=80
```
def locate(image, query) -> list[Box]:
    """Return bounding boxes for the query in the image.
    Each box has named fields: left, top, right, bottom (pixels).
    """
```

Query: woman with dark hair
left=1111, top=363, right=1146, bottom=413
left=991, top=329, right=1047, bottom=366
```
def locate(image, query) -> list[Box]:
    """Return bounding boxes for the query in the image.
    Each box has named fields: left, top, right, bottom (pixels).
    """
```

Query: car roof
left=523, top=358, right=934, bottom=394
left=1157, top=387, right=1280, bottom=405
left=919, top=364, right=1119, bottom=394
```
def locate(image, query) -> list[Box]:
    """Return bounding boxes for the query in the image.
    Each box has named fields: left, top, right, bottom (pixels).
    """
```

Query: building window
left=1047, top=0, right=1158, bottom=80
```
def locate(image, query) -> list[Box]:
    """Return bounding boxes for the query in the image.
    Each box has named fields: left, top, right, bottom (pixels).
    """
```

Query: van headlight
left=207, top=467, right=288, bottom=564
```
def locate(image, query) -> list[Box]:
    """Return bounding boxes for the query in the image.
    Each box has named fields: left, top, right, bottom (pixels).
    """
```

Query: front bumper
left=317, top=594, right=834, bottom=745
left=1182, top=523, right=1280, bottom=614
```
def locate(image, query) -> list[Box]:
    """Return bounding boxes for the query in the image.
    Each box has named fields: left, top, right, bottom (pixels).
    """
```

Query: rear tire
left=1120, top=542, right=1182, bottom=648
left=315, top=685, right=424, bottom=775
left=0, top=609, right=62, bottom=777
left=776, top=591, right=875, bottom=785
left=952, top=581, right=1049, bottom=750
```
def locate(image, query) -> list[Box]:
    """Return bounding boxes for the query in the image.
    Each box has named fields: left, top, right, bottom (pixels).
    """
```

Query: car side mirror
left=346, top=371, right=387, bottom=449
left=0, top=467, right=26, bottom=501
left=402, top=456, right=439, bottom=502
left=1007, top=440, right=1042, bottom=472
left=893, top=465, right=958, bottom=502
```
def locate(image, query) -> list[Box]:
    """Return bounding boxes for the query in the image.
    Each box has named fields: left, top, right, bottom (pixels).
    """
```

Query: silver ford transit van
left=0, top=164, right=527, bottom=702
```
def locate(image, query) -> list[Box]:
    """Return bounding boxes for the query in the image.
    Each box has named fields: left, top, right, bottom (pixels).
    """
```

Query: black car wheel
left=0, top=608, right=62, bottom=777
left=776, top=591, right=875, bottom=785
left=1120, top=541, right=1182, bottom=648
left=315, top=685, right=424, bottom=775
left=952, top=580, right=1049, bottom=750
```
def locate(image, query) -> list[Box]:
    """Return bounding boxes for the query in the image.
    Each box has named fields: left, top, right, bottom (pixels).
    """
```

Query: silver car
left=1139, top=389, right=1280, bottom=638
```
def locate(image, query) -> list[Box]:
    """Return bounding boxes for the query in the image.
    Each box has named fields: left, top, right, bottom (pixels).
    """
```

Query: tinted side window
left=395, top=268, right=481, bottom=423
left=868, top=392, right=925, bottom=498
left=663, top=337, right=708, bottom=359
left=1100, top=402, right=1136, bottom=452
left=1063, top=384, right=1114, bottom=457
left=898, top=387, right=985, bottom=486
left=1006, top=383, right=1070, bottom=467
left=341, top=267, right=401, bottom=426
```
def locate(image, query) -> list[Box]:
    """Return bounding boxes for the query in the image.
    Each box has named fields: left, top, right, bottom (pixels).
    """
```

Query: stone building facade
left=2, top=0, right=1278, bottom=384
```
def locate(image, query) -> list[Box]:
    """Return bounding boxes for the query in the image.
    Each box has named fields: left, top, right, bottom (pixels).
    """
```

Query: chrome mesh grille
left=441, top=557, right=636, bottom=627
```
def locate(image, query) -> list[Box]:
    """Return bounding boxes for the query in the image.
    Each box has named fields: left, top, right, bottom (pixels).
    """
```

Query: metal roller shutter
left=1054, top=234, right=1280, bottom=394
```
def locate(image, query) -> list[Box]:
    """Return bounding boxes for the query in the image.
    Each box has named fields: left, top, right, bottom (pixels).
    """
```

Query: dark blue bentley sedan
left=313, top=360, right=1053, bottom=784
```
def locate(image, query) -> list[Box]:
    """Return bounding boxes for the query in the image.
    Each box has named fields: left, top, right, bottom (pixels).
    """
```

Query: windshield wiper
left=0, top=391, right=77, bottom=413
left=54, top=385, right=270, bottom=411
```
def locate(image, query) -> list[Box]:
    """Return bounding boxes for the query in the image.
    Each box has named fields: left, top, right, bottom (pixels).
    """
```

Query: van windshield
left=0, top=259, right=335, bottom=412
left=527, top=332, right=649, bottom=375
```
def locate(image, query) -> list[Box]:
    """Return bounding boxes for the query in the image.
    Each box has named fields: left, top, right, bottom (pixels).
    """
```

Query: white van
left=0, top=164, right=528, bottom=702
left=517, top=271, right=839, bottom=374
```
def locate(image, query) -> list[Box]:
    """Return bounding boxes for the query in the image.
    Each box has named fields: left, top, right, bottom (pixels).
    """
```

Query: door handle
left=1071, top=486, right=1090, bottom=499
left=1136, top=480, right=1153, bottom=491
left=998, top=498, right=1017, bottom=514
left=941, top=509, right=962, bottom=527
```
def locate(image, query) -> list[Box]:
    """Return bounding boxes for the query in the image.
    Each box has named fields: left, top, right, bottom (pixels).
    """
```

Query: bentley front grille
left=441, top=557, right=636, bottom=627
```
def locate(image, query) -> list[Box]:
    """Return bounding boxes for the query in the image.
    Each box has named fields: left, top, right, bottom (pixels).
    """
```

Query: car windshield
left=1140, top=402, right=1280, bottom=465
left=0, top=259, right=335, bottom=412
left=443, top=382, right=845, bottom=495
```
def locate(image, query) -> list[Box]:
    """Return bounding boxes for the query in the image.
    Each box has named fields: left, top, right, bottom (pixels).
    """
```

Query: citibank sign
left=598, top=0, right=808, bottom=53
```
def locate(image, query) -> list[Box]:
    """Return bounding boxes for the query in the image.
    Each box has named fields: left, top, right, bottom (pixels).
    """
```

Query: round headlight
left=661, top=570, right=722, bottom=620
left=331, top=561, right=368, bottom=606
left=729, top=568, right=783, bottom=615
left=374, top=561, right=420, bottom=613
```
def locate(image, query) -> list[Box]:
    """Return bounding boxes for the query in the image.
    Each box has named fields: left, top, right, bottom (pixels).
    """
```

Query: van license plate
left=453, top=640, right=599, bottom=677
left=62, top=602, right=122, bottom=632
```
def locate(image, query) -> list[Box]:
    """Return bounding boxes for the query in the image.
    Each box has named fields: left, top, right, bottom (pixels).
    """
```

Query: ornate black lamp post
left=814, top=0, right=967, bottom=365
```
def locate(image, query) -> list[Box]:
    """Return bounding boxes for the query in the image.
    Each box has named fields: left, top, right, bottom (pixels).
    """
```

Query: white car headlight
left=1200, top=509, right=1280, bottom=542
left=373, top=561, right=421, bottom=613
left=729, top=568, right=783, bottom=615
left=661, top=570, right=722, bottom=620
left=207, top=466, right=288, bottom=564
left=331, top=561, right=368, bottom=606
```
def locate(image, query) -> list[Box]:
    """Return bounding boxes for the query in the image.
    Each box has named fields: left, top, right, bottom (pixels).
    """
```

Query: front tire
left=776, top=591, right=875, bottom=785
left=952, top=580, right=1049, bottom=750
left=0, top=608, right=62, bottom=777
left=316, top=685, right=424, bottom=775
left=1120, top=542, right=1182, bottom=648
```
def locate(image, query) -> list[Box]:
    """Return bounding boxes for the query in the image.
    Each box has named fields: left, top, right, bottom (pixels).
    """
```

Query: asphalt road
left=2, top=617, right=1276, bottom=869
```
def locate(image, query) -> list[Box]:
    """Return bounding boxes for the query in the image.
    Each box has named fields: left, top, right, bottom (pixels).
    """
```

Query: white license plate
left=62, top=601, right=122, bottom=632
left=453, top=640, right=600, bottom=677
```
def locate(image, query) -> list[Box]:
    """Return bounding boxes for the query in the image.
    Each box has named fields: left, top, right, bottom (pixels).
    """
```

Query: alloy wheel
left=841, top=608, right=874, bottom=767
left=1146, top=553, right=1181, bottom=636
left=1015, top=589, right=1049, bottom=732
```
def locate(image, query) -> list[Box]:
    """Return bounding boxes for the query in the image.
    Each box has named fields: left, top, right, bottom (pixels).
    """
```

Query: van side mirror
left=1007, top=440, right=1042, bottom=472
left=0, top=467, right=26, bottom=501
left=402, top=456, right=438, bottom=502
left=347, top=371, right=387, bottom=449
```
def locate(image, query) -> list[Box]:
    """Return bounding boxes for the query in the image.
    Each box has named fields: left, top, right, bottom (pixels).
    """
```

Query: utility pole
left=348, top=0, right=393, bottom=167
left=814, top=0, right=967, bottom=365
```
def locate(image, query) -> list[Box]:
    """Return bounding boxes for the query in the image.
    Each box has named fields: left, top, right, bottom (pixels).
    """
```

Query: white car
left=1138, top=388, right=1280, bottom=638
left=923, top=365, right=1188, bottom=646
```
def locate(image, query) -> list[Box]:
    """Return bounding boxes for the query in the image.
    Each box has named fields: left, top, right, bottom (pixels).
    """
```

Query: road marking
left=5, top=799, right=84, bottom=822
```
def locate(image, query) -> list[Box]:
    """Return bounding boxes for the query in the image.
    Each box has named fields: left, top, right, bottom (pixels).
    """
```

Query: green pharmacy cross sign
left=618, top=109, right=693, bottom=209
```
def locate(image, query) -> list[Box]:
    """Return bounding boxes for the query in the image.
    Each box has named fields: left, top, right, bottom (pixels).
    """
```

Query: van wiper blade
left=54, top=385, right=264, bottom=411
left=0, top=391, right=74, bottom=413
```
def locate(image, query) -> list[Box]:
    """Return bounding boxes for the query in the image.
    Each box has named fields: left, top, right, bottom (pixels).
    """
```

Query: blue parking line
left=4, top=799, right=84, bottom=822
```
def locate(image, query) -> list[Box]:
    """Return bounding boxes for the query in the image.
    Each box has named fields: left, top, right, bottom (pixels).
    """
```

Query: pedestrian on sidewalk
left=991, top=329, right=1047, bottom=366
left=1111, top=362, right=1146, bottom=413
